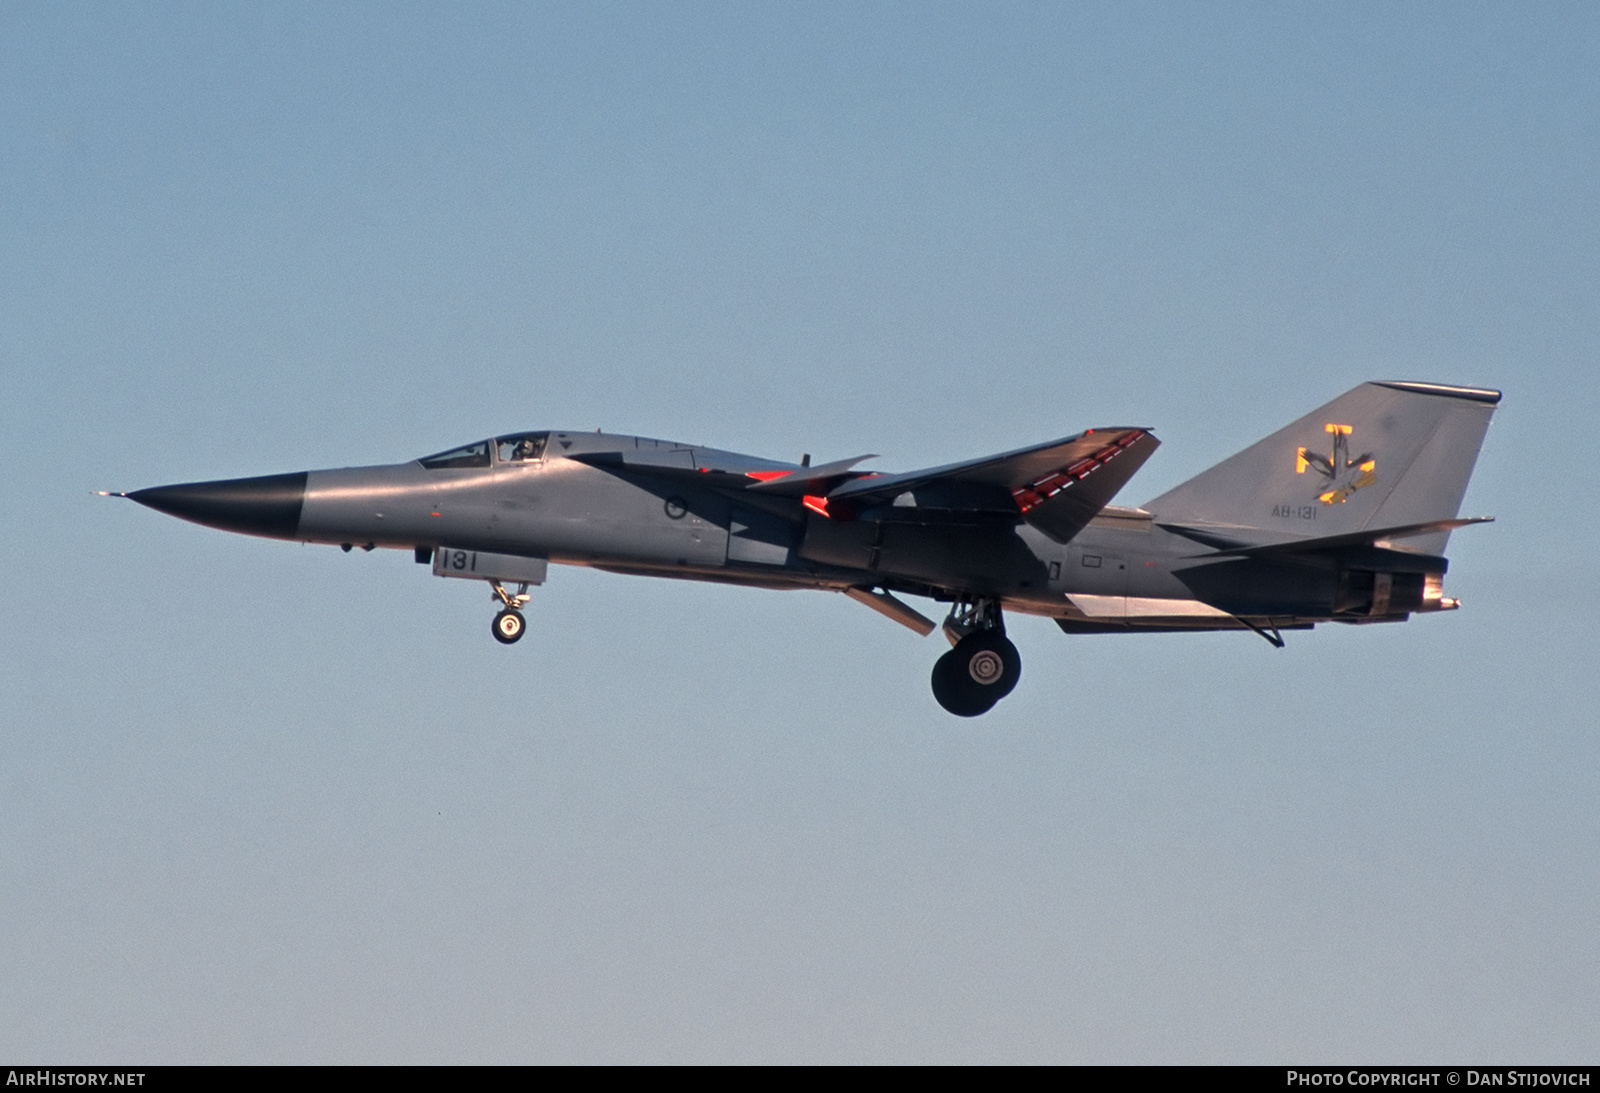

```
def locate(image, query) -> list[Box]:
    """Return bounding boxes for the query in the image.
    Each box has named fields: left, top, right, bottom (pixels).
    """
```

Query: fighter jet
left=110, top=380, right=1498, bottom=716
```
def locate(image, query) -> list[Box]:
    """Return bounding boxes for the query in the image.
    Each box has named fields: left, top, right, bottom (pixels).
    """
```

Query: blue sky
left=3, top=2, right=1597, bottom=1062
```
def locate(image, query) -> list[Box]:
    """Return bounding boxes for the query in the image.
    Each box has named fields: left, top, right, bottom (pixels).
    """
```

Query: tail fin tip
left=1372, top=380, right=1501, bottom=405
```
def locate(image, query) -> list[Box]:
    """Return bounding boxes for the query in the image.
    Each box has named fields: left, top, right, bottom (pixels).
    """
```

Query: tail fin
left=1145, top=381, right=1499, bottom=555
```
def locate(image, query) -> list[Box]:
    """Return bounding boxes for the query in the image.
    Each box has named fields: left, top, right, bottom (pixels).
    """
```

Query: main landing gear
left=931, top=598, right=1021, bottom=717
left=489, top=580, right=532, bottom=645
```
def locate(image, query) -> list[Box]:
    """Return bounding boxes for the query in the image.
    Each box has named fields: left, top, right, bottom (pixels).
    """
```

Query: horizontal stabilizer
left=1184, top=516, right=1493, bottom=558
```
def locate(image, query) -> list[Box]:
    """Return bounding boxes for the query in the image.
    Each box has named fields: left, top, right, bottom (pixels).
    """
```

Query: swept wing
left=827, top=428, right=1158, bottom=543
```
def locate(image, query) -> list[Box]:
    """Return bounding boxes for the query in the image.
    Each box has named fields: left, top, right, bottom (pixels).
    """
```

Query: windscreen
left=417, top=440, right=491, bottom=469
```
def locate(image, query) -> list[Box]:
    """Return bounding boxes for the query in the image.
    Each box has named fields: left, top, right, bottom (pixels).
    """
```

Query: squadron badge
left=1296, top=423, right=1376, bottom=504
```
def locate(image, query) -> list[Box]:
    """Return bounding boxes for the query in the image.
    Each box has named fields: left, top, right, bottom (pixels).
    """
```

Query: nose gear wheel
left=493, top=609, right=526, bottom=644
left=489, top=581, right=531, bottom=645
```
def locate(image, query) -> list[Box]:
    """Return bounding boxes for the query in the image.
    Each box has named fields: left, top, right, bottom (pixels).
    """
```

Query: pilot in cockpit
left=497, top=433, right=547, bottom=463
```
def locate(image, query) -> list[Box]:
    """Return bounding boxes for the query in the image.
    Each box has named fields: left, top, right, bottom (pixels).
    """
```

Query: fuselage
left=130, top=427, right=1442, bottom=630
left=119, top=380, right=1497, bottom=716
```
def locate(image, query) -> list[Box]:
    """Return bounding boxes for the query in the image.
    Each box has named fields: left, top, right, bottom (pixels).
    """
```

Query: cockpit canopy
left=418, top=432, right=549, bottom=470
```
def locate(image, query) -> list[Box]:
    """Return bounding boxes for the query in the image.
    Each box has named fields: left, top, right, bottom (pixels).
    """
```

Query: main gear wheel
left=931, top=630, right=1021, bottom=716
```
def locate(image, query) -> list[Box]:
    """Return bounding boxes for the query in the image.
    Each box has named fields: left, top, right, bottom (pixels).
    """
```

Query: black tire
left=930, top=631, right=1022, bottom=716
left=492, top=610, right=526, bottom=644
left=931, top=649, right=998, bottom=717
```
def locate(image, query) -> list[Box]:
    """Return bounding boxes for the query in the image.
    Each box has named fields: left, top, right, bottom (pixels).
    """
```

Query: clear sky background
left=3, top=2, right=1596, bottom=1064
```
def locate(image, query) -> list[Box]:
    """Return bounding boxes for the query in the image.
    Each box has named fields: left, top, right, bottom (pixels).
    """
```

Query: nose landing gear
left=489, top=581, right=531, bottom=645
left=931, top=598, right=1021, bottom=716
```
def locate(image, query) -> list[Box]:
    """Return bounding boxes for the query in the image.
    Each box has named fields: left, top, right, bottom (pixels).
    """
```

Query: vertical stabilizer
left=1145, top=381, right=1499, bottom=554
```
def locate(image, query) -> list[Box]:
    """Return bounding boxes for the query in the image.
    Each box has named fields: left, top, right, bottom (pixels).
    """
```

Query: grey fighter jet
left=111, top=380, right=1498, bottom=716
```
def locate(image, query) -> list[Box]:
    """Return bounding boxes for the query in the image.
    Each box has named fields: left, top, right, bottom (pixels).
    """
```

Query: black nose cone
left=128, top=471, right=307, bottom=539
